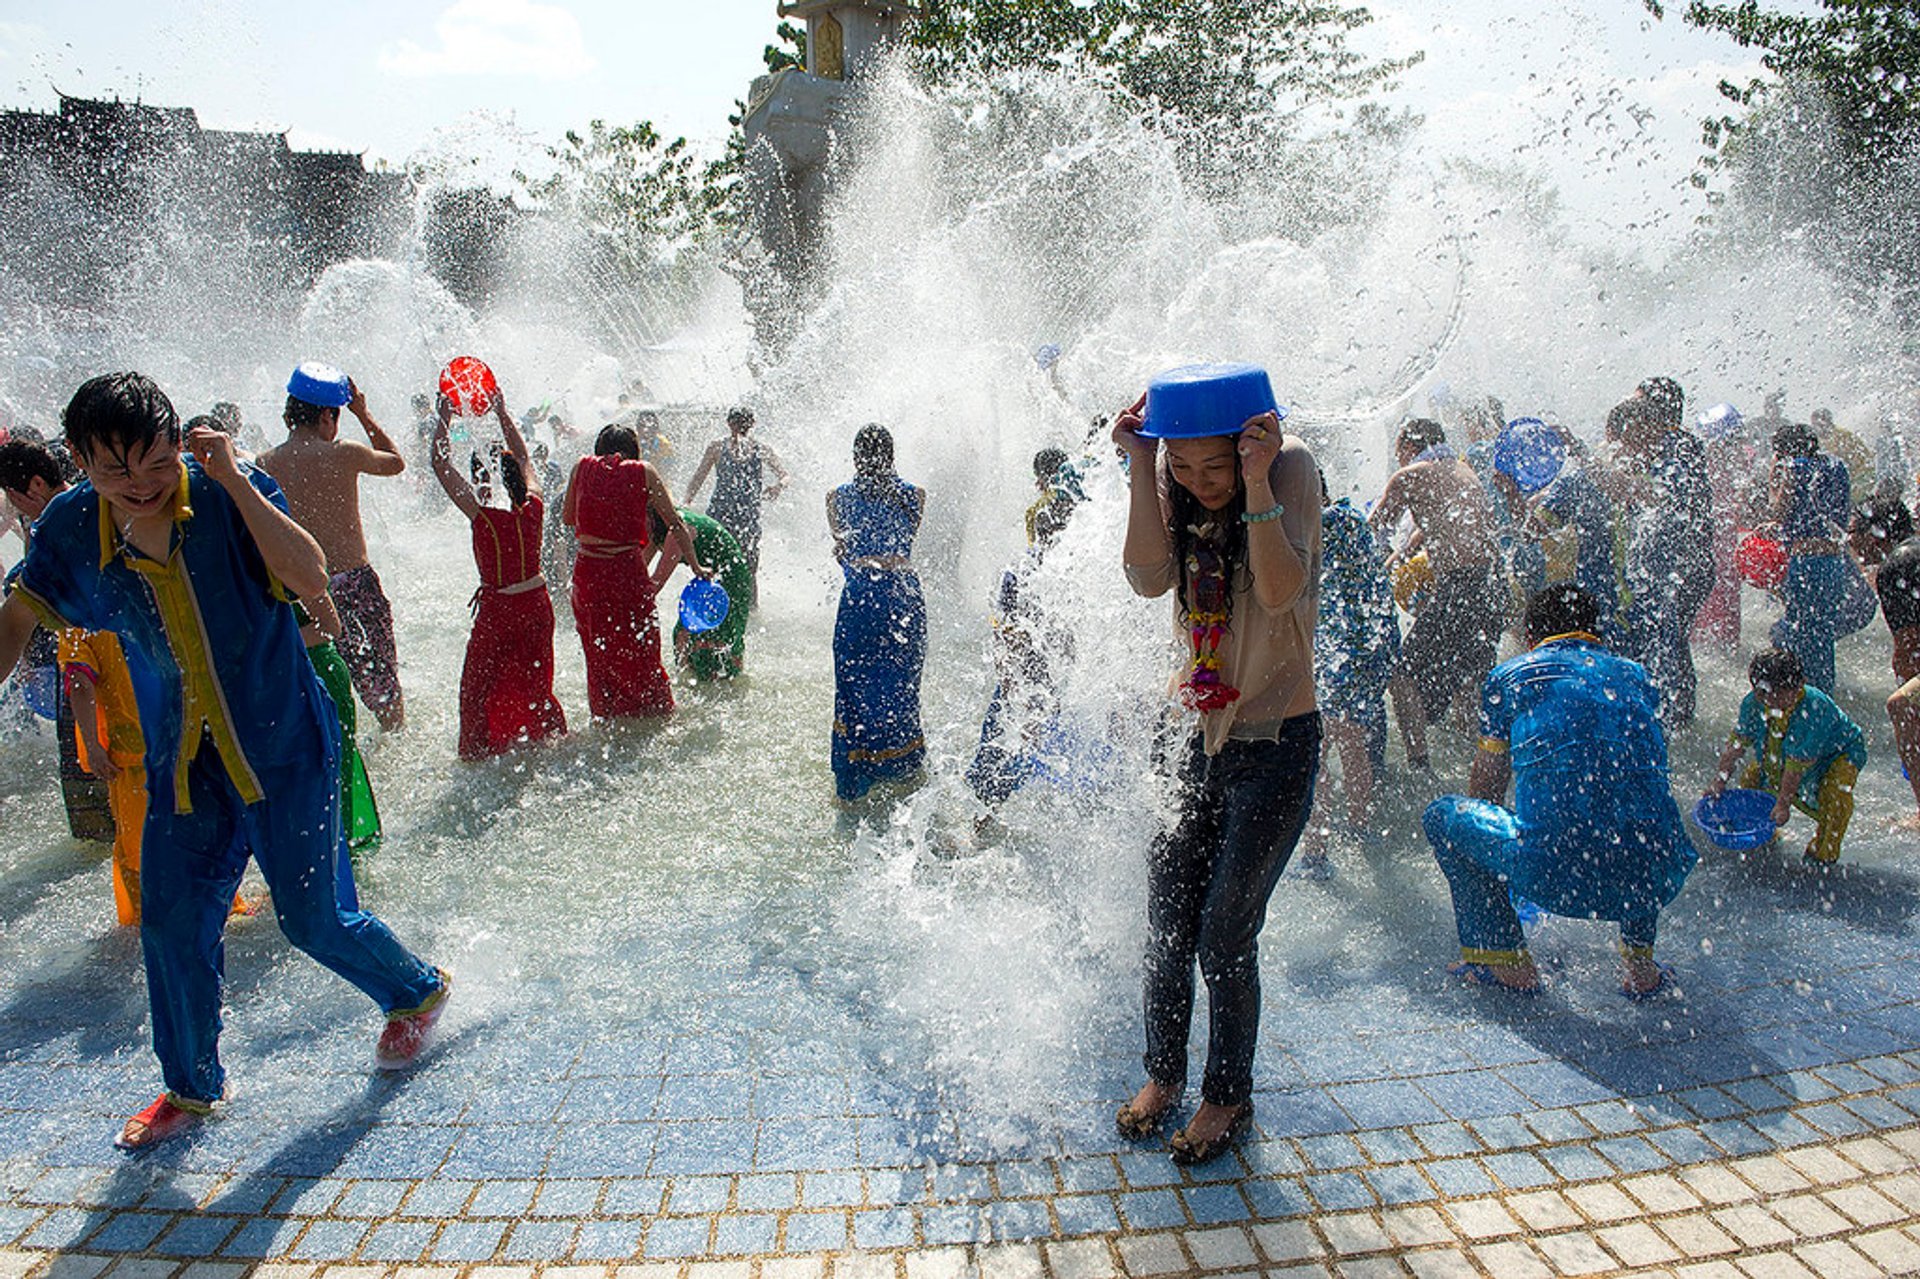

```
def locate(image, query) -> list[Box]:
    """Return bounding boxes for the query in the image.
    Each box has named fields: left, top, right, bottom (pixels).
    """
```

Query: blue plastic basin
left=1492, top=417, right=1565, bottom=494
left=678, top=579, right=731, bottom=634
left=287, top=361, right=352, bottom=408
left=1140, top=363, right=1285, bottom=439
left=1691, top=788, right=1779, bottom=851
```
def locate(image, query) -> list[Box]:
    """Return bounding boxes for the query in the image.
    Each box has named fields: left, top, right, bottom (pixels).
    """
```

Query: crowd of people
left=0, top=358, right=1916, bottom=1172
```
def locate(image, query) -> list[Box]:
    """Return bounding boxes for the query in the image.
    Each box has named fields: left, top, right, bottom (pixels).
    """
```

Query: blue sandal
left=1447, top=961, right=1542, bottom=997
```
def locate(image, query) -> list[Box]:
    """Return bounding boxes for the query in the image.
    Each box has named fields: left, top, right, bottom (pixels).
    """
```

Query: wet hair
left=0, top=438, right=65, bottom=494
left=595, top=423, right=640, bottom=459
left=1773, top=421, right=1819, bottom=459
left=727, top=406, right=755, bottom=431
left=1033, top=447, right=1068, bottom=483
left=1165, top=442, right=1249, bottom=626
left=64, top=372, right=182, bottom=464
left=1524, top=583, right=1599, bottom=645
left=1398, top=418, right=1446, bottom=452
left=1637, top=376, right=1686, bottom=433
left=1853, top=496, right=1914, bottom=547
left=1605, top=400, right=1640, bottom=443
left=183, top=414, right=220, bottom=436
left=853, top=423, right=894, bottom=477
left=210, top=401, right=242, bottom=436
left=283, top=395, right=336, bottom=431
left=500, top=452, right=528, bottom=508
left=1749, top=647, right=1804, bottom=694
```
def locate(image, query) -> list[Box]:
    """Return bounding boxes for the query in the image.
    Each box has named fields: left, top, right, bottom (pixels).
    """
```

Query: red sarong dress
left=569, top=458, right=675, bottom=718
left=460, top=495, right=569, bottom=759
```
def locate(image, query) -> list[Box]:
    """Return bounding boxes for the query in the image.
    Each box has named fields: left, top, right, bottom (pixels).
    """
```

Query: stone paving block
left=1443, top=1199, right=1521, bottom=1241
left=1596, top=1221, right=1681, bottom=1267
left=1854, top=1224, right=1920, bottom=1272
left=1647, top=1125, right=1724, bottom=1164
left=782, top=1211, right=850, bottom=1254
left=921, top=1201, right=988, bottom=1244
left=1305, top=1172, right=1375, bottom=1212
left=288, top=1219, right=369, bottom=1261
left=1318, top=1212, right=1389, bottom=1256
left=468, top=1179, right=538, bottom=1217
left=931, top=1163, right=992, bottom=1203
left=1735, top=1253, right=1819, bottom=1279
left=1876, top=1171, right=1920, bottom=1211
left=986, top=1197, right=1052, bottom=1242
left=1381, top=1206, right=1452, bottom=1248
left=830, top=1256, right=895, bottom=1279
left=1054, top=1158, right=1121, bottom=1194
left=1729, top=1154, right=1813, bottom=1195
left=1537, top=1144, right=1613, bottom=1184
left=432, top=1219, right=509, bottom=1262
left=1117, top=1190, right=1185, bottom=1231
left=176, top=1265, right=253, bottom=1279
left=1593, top=1135, right=1669, bottom=1173
left=1403, top=1249, right=1480, bottom=1279
left=1781, top=1146, right=1867, bottom=1186
left=1252, top=1220, right=1324, bottom=1263
left=401, top=1178, right=477, bottom=1217
left=571, top=1219, right=647, bottom=1261
left=1839, top=1094, right=1915, bottom=1132
left=1519, top=1108, right=1593, bottom=1144
left=335, top=1179, right=410, bottom=1217
left=1621, top=1172, right=1702, bottom=1213
left=358, top=1219, right=437, bottom=1262
left=1243, top=1177, right=1313, bottom=1218
left=1820, top=1183, right=1906, bottom=1227
left=645, top=1215, right=713, bottom=1259
left=219, top=1218, right=305, bottom=1259
left=1463, top=1117, right=1533, bottom=1151
left=1671, top=1262, right=1746, bottom=1279
left=668, top=1175, right=732, bottom=1214
left=762, top=1260, right=828, bottom=1279
left=610, top=1265, right=681, bottom=1279
left=1504, top=1190, right=1581, bottom=1232
left=1115, top=1154, right=1183, bottom=1190
left=1657, top=1214, right=1741, bottom=1259
left=1299, top=1135, right=1367, bottom=1171
left=711, top=1213, right=778, bottom=1256
left=1466, top=1241, right=1550, bottom=1279
left=1576, top=1102, right=1645, bottom=1135
left=980, top=1242, right=1046, bottom=1279
left=1678, top=1165, right=1758, bottom=1205
left=1242, top=1139, right=1307, bottom=1177
left=1333, top=1257, right=1411, bottom=1279
left=993, top=1161, right=1056, bottom=1198
left=1532, top=1230, right=1614, bottom=1275
left=1423, top=1160, right=1494, bottom=1198
left=34, top=1257, right=112, bottom=1279
left=505, top=1219, right=579, bottom=1261
left=1184, top=1225, right=1259, bottom=1269
left=1407, top=1123, right=1480, bottom=1159
left=688, top=1266, right=752, bottom=1279
left=1365, top=1165, right=1438, bottom=1206
left=1768, top=1193, right=1854, bottom=1239
left=1672, top=1087, right=1746, bottom=1121
left=1708, top=1204, right=1796, bottom=1249
left=1564, top=1181, right=1640, bottom=1225
left=1182, top=1182, right=1251, bottom=1225
left=154, top=1215, right=243, bottom=1257
left=1792, top=1239, right=1881, bottom=1279
left=1698, top=1118, right=1777, bottom=1157
left=1116, top=1233, right=1188, bottom=1276
left=1482, top=1151, right=1555, bottom=1191
left=901, top=1246, right=967, bottom=1279
left=1355, top=1130, right=1423, bottom=1165
left=535, top=1179, right=604, bottom=1217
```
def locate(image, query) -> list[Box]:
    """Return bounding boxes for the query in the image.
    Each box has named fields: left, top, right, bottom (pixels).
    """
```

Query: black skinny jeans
left=1143, top=714, right=1321, bottom=1106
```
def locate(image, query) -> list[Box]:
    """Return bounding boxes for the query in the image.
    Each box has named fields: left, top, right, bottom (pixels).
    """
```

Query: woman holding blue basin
left=1112, top=363, right=1322, bottom=1165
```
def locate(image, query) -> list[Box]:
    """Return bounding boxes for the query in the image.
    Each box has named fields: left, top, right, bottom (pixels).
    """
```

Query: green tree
left=514, top=120, right=714, bottom=273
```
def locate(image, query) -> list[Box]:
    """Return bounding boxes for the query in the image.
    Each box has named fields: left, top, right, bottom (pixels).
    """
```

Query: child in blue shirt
left=1708, top=647, right=1866, bottom=864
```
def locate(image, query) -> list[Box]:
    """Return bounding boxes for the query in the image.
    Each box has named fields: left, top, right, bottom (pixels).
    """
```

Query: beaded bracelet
left=1240, top=502, right=1285, bottom=524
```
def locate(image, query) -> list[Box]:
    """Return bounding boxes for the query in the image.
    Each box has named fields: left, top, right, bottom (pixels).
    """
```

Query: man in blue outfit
left=1422, top=583, right=1696, bottom=997
left=0, top=373, right=450, bottom=1151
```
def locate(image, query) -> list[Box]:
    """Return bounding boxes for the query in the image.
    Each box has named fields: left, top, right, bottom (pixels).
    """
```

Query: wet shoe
left=1448, top=961, right=1542, bottom=996
left=1116, top=1083, right=1178, bottom=1140
left=376, top=969, right=452, bottom=1070
left=1622, top=961, right=1677, bottom=1001
left=1169, top=1101, right=1253, bottom=1166
left=115, top=1093, right=210, bottom=1151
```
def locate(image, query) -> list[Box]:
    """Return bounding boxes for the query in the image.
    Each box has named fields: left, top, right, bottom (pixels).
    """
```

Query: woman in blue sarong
left=827, top=424, right=927, bottom=801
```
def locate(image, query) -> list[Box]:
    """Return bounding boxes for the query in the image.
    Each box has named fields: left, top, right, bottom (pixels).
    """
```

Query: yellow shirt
left=57, top=629, right=145, bottom=769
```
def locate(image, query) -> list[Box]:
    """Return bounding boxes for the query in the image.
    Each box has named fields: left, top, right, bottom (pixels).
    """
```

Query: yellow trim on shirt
left=1479, top=737, right=1509, bottom=754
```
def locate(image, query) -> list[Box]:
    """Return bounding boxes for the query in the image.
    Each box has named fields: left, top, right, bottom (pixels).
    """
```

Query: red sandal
left=115, top=1093, right=210, bottom=1152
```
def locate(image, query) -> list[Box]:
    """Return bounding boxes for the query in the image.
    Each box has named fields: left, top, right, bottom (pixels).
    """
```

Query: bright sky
left=0, top=0, right=1767, bottom=243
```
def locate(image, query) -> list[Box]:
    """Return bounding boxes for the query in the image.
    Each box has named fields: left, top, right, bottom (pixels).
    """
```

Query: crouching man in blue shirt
left=1422, top=583, right=1697, bottom=998
left=0, top=373, right=450, bottom=1151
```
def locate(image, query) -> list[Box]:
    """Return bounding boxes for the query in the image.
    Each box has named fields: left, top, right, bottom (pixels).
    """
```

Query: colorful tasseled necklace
left=1180, top=521, right=1241, bottom=713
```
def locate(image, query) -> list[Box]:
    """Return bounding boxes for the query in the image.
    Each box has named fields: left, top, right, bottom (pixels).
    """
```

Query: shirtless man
left=1370, top=417, right=1501, bottom=769
left=258, top=364, right=408, bottom=731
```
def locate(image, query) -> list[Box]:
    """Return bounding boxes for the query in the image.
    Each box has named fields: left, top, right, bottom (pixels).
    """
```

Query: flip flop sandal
left=1447, top=961, right=1542, bottom=997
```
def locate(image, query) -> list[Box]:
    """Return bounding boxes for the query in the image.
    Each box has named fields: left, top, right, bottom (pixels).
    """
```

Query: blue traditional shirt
left=1775, top=452, right=1853, bottom=542
left=6, top=459, right=333, bottom=814
left=1479, top=635, right=1695, bottom=916
left=1522, top=467, right=1620, bottom=624
left=832, top=476, right=920, bottom=563
left=1732, top=685, right=1867, bottom=806
left=1315, top=499, right=1399, bottom=693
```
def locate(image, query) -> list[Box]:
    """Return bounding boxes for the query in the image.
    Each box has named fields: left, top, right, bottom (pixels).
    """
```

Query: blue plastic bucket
left=1691, top=789, right=1779, bottom=851
left=286, top=362, right=352, bottom=408
left=1492, top=418, right=1565, bottom=494
left=16, top=662, right=58, bottom=721
left=1139, top=363, right=1285, bottom=439
left=678, top=579, right=731, bottom=634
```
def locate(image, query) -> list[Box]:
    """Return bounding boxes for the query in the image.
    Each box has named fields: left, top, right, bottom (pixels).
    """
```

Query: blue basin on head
left=287, top=361, right=352, bottom=408
left=1691, top=789, right=1779, bottom=851
left=1140, top=363, right=1285, bottom=439
left=1493, top=417, right=1565, bottom=494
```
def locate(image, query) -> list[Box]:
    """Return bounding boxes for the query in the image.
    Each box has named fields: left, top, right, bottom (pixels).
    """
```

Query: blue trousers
left=141, top=742, right=441, bottom=1103
left=1772, top=553, right=1845, bottom=693
left=1144, top=717, right=1320, bottom=1105
left=1422, top=796, right=1659, bottom=956
left=1627, top=554, right=1713, bottom=728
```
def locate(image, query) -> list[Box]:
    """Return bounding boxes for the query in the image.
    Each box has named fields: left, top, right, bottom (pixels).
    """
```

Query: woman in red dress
left=430, top=393, right=568, bottom=759
left=562, top=423, right=705, bottom=719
